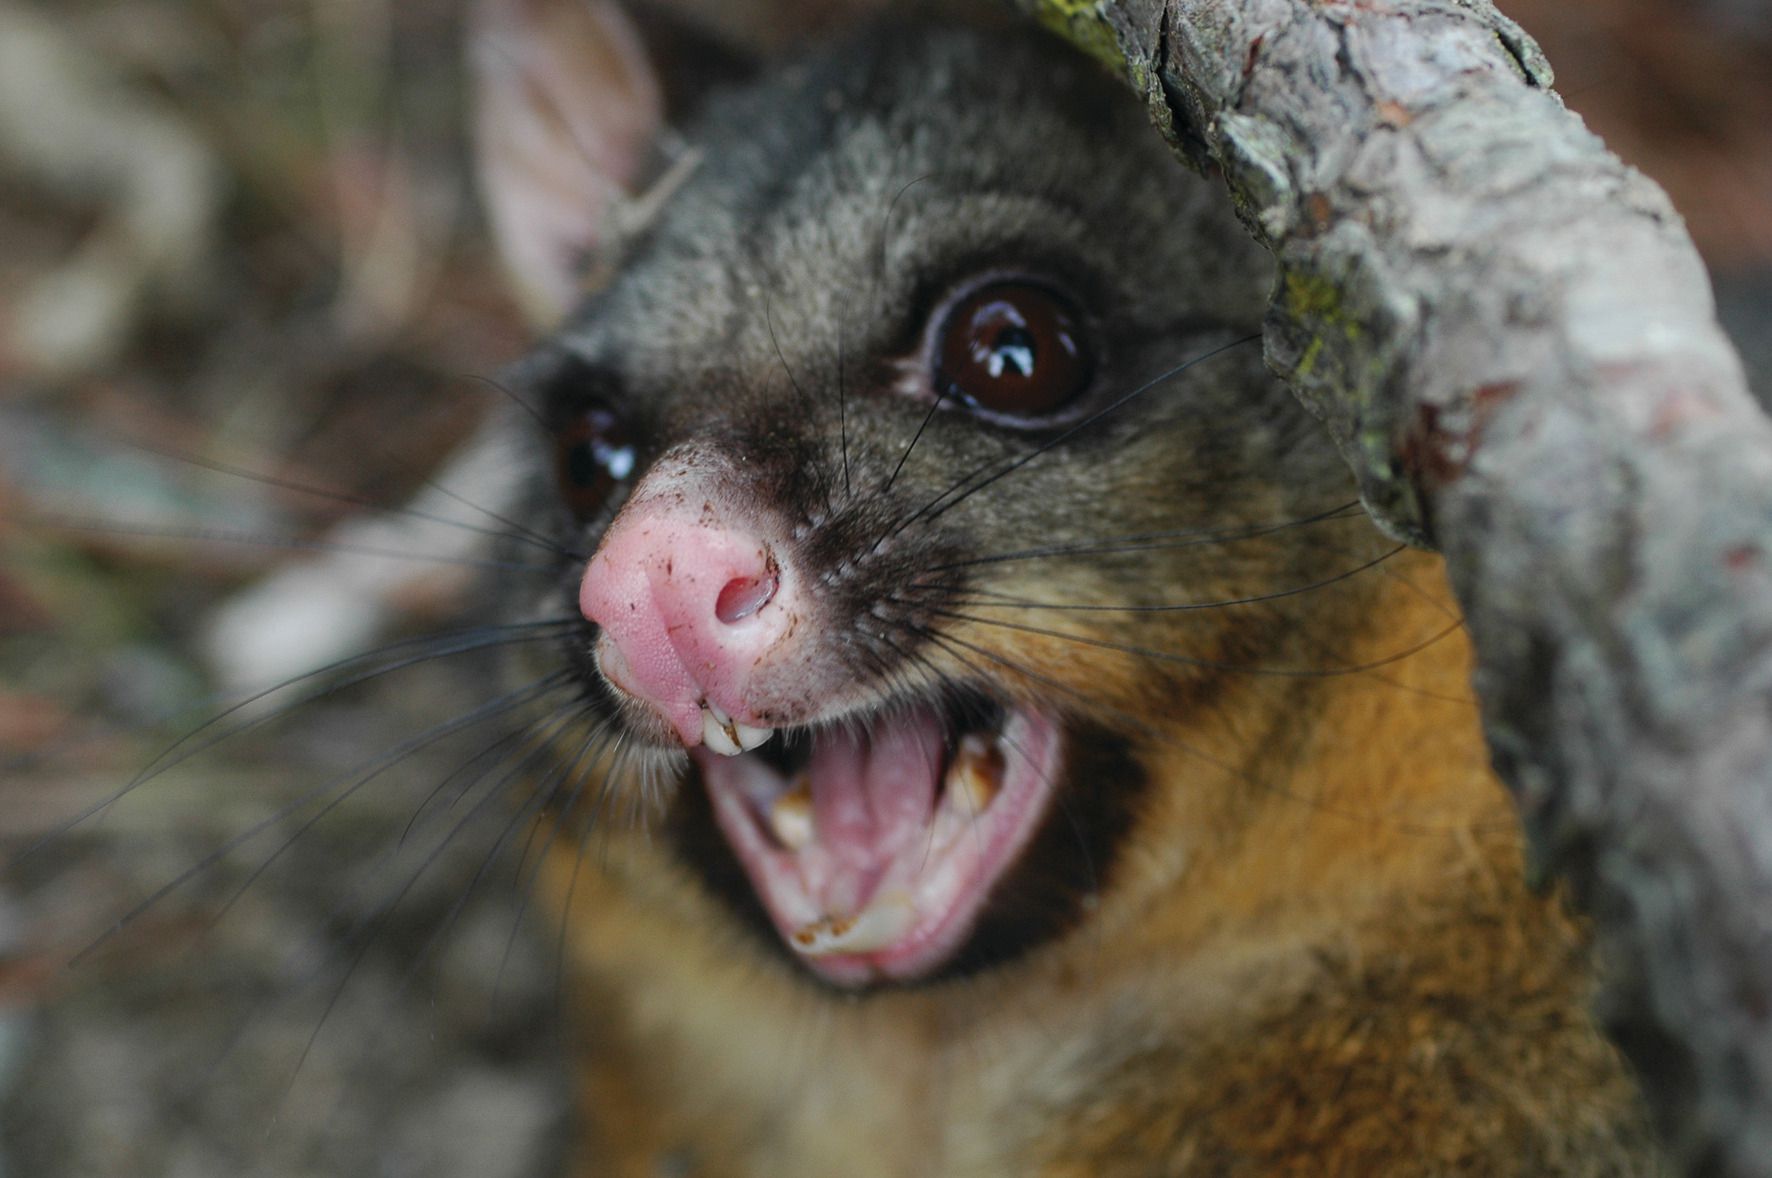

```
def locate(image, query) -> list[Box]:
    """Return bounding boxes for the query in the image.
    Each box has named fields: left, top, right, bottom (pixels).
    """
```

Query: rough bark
left=1012, top=0, right=1772, bottom=1172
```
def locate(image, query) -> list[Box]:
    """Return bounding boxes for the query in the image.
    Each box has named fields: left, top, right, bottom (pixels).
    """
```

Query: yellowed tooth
left=789, top=892, right=916, bottom=956
left=768, top=776, right=813, bottom=851
left=701, top=700, right=773, bottom=755
left=733, top=721, right=774, bottom=751
left=701, top=707, right=742, bottom=756
left=945, top=733, right=1005, bottom=815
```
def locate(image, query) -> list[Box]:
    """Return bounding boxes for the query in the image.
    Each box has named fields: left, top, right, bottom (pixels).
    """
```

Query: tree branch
left=1014, top=0, right=1772, bottom=1171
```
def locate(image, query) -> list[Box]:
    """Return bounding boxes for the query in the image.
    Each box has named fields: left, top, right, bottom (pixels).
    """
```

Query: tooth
left=698, top=702, right=771, bottom=756
left=733, top=722, right=774, bottom=751
left=701, top=708, right=742, bottom=756
left=768, top=777, right=814, bottom=850
left=945, top=733, right=1004, bottom=815
left=789, top=892, right=916, bottom=957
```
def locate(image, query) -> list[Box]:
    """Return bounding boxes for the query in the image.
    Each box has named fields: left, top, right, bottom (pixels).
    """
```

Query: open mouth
left=692, top=696, right=1063, bottom=987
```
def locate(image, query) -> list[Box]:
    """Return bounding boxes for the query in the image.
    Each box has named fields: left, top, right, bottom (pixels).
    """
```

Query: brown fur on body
left=542, top=557, right=1657, bottom=1177
left=471, top=9, right=1663, bottom=1174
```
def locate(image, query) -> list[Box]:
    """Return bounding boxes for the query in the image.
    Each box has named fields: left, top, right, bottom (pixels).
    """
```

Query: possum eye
left=555, top=405, right=636, bottom=519
left=935, top=281, right=1092, bottom=419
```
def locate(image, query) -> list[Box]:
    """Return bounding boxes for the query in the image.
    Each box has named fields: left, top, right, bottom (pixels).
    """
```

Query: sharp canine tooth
left=734, top=721, right=774, bottom=751
left=768, top=777, right=813, bottom=850
left=789, top=892, right=916, bottom=956
left=701, top=708, right=742, bottom=756
left=698, top=702, right=770, bottom=755
left=946, top=733, right=1004, bottom=814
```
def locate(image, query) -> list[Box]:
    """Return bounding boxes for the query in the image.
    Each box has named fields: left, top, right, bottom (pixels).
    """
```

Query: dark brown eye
left=554, top=405, right=635, bottom=519
left=935, top=281, right=1092, bottom=418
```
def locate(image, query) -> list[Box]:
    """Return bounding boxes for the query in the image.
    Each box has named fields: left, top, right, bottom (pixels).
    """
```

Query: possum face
left=487, top=15, right=1371, bottom=988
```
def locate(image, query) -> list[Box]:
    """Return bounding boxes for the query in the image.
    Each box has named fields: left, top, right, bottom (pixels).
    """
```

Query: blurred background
left=0, top=2, right=568, bottom=1175
left=0, top=0, right=1767, bottom=1174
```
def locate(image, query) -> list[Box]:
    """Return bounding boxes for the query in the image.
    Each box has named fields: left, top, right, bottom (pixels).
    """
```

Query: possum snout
left=579, top=452, right=800, bottom=752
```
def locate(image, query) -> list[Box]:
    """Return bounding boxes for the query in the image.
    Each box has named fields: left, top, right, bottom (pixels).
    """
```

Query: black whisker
left=924, top=545, right=1405, bottom=614
left=765, top=293, right=811, bottom=407
left=414, top=467, right=578, bottom=560
left=116, top=435, right=575, bottom=558
left=841, top=171, right=934, bottom=506
left=276, top=702, right=580, bottom=1105
left=905, top=621, right=1167, bottom=755
left=14, top=618, right=579, bottom=863
left=874, top=174, right=932, bottom=282
left=918, top=562, right=1474, bottom=709
left=551, top=810, right=591, bottom=1025
left=493, top=715, right=621, bottom=1005
left=19, top=513, right=559, bottom=573
left=512, top=710, right=621, bottom=886
left=592, top=733, right=644, bottom=841
left=836, top=312, right=853, bottom=501
left=880, top=334, right=1261, bottom=546
left=146, top=686, right=562, bottom=1154
left=67, top=671, right=574, bottom=968
left=880, top=379, right=954, bottom=497
left=460, top=371, right=548, bottom=432
left=918, top=500, right=1366, bottom=574
left=399, top=723, right=540, bottom=847
left=205, top=703, right=572, bottom=949
left=904, top=623, right=1476, bottom=836
left=255, top=692, right=602, bottom=1130
left=920, top=606, right=1465, bottom=680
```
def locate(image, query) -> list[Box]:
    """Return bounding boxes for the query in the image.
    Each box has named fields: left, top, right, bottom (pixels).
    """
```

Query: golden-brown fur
left=543, top=553, right=1661, bottom=1177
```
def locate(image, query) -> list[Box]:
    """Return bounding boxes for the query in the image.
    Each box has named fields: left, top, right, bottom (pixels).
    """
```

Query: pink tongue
left=804, top=711, right=943, bottom=914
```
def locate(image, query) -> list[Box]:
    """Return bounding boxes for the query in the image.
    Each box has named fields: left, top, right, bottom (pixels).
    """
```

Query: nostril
left=715, top=571, right=778, bottom=624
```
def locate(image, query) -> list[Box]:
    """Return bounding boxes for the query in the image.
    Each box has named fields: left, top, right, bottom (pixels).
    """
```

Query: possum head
left=477, top=2, right=1364, bottom=988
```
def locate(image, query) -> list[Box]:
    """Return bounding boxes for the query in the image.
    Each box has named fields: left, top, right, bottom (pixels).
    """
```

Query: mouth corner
left=691, top=694, right=1065, bottom=988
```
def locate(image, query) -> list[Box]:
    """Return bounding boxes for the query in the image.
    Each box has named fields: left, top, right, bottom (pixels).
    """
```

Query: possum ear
left=470, top=0, right=665, bottom=326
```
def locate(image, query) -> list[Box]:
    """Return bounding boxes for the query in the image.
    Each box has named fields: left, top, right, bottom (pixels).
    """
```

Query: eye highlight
left=935, top=281, right=1092, bottom=419
left=554, top=405, right=636, bottom=520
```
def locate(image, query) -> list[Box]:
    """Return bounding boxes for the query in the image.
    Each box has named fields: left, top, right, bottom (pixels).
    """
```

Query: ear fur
left=470, top=0, right=665, bottom=326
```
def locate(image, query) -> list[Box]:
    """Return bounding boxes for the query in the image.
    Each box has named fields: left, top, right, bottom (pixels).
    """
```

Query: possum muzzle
left=579, top=448, right=1064, bottom=987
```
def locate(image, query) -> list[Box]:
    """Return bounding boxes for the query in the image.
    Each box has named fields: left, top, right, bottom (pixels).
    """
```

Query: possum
left=460, top=2, right=1665, bottom=1175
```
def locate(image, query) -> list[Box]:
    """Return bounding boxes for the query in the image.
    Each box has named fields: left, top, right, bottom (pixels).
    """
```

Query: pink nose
left=578, top=482, right=790, bottom=747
